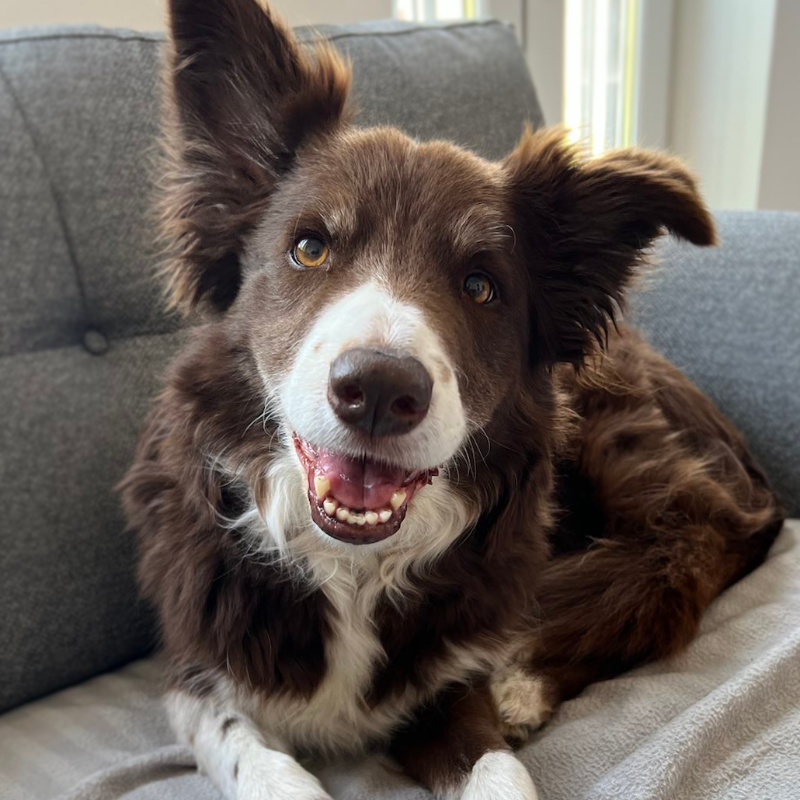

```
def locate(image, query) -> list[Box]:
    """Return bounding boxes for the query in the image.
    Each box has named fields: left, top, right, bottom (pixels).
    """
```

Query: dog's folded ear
left=504, top=127, right=716, bottom=368
left=161, top=0, right=352, bottom=315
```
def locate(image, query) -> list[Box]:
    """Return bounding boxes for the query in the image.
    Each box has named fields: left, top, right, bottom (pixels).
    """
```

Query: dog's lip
left=292, top=433, right=438, bottom=545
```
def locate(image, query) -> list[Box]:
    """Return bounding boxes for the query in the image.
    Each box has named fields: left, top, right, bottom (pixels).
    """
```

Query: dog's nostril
left=391, top=395, right=420, bottom=418
left=328, top=348, right=433, bottom=437
left=340, top=384, right=365, bottom=407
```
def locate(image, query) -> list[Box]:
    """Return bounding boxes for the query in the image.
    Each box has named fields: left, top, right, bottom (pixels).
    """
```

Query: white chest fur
left=243, top=557, right=511, bottom=756
left=249, top=559, right=404, bottom=754
left=222, top=449, right=503, bottom=755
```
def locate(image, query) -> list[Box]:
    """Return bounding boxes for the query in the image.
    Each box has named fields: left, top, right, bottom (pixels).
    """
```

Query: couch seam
left=0, top=33, right=162, bottom=46
left=0, top=19, right=506, bottom=48
left=0, top=326, right=186, bottom=360
left=0, top=59, right=91, bottom=325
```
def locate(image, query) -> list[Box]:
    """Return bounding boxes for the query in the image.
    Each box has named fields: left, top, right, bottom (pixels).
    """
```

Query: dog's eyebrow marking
left=322, top=204, right=357, bottom=240
left=451, top=205, right=511, bottom=254
left=291, top=194, right=322, bottom=242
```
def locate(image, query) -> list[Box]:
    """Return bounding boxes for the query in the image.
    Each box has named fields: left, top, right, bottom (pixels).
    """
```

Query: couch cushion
left=0, top=21, right=542, bottom=357
left=634, top=210, right=800, bottom=516
left=0, top=333, right=182, bottom=713
left=0, top=28, right=173, bottom=356
left=0, top=20, right=543, bottom=712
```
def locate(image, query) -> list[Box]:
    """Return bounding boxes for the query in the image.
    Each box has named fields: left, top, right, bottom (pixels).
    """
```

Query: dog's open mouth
left=293, top=434, right=438, bottom=545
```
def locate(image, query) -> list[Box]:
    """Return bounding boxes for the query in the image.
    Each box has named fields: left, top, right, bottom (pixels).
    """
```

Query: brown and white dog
left=120, top=1, right=785, bottom=798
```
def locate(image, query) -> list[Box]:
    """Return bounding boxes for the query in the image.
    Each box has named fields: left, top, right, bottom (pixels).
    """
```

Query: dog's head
left=162, top=0, right=715, bottom=547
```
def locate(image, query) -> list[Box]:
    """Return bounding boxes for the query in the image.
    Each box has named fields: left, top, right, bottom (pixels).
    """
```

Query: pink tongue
left=316, top=452, right=406, bottom=510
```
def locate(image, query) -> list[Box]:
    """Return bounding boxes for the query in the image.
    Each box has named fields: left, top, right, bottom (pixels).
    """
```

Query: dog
left=120, top=1, right=785, bottom=798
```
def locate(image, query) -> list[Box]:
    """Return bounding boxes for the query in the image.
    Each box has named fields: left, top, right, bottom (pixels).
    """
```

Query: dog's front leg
left=392, top=683, right=538, bottom=800
left=167, top=689, right=332, bottom=800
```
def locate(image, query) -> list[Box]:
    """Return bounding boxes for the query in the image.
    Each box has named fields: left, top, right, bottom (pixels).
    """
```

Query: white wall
left=0, top=0, right=393, bottom=31
left=276, top=0, right=393, bottom=27
left=520, top=0, right=564, bottom=127
left=634, top=0, right=674, bottom=149
left=667, top=0, right=776, bottom=210
left=2, top=0, right=164, bottom=29
left=487, top=0, right=564, bottom=126
left=757, top=0, right=800, bottom=211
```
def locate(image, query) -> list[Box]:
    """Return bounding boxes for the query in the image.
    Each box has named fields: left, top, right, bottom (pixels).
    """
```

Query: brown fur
left=120, top=1, right=784, bottom=795
left=393, top=683, right=510, bottom=790
left=160, top=0, right=351, bottom=314
left=122, top=328, right=333, bottom=698
left=528, top=331, right=783, bottom=701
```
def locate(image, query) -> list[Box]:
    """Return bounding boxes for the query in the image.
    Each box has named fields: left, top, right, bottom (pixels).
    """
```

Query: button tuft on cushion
left=83, top=329, right=109, bottom=355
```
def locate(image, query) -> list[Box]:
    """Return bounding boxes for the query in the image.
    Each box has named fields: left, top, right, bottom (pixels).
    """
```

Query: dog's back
left=524, top=328, right=784, bottom=703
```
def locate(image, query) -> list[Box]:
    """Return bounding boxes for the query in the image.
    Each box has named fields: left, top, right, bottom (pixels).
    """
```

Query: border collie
left=121, top=1, right=784, bottom=797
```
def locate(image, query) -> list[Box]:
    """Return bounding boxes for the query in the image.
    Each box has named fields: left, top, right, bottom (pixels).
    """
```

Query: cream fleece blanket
left=2, top=521, right=798, bottom=800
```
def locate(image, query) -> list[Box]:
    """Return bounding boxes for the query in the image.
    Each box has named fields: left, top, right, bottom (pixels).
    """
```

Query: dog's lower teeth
left=327, top=501, right=396, bottom=527
left=323, top=497, right=338, bottom=516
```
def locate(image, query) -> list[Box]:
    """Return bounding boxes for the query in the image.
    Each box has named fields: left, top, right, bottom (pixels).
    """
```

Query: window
left=395, top=0, right=481, bottom=23
left=564, top=0, right=640, bottom=154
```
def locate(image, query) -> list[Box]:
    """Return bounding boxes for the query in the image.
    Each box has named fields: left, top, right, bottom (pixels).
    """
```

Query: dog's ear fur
left=504, top=127, right=716, bottom=368
left=161, top=0, right=352, bottom=314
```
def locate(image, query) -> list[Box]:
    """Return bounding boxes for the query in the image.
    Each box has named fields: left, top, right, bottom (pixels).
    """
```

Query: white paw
left=460, top=751, right=538, bottom=800
left=490, top=669, right=553, bottom=743
left=239, top=751, right=332, bottom=800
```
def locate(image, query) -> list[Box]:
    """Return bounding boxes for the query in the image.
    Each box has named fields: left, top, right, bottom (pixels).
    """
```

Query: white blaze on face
left=280, top=282, right=466, bottom=471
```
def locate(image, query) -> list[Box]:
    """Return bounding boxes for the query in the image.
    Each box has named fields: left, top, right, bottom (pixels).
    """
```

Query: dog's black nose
left=328, top=348, right=433, bottom=436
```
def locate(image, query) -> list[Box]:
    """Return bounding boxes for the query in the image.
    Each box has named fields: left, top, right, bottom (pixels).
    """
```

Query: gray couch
left=1, top=18, right=798, bottom=800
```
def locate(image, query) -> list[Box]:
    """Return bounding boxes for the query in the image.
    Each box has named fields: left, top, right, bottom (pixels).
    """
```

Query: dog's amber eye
left=464, top=273, right=495, bottom=305
left=293, top=236, right=330, bottom=268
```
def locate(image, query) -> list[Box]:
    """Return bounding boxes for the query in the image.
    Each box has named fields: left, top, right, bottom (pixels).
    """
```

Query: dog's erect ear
left=161, top=0, right=352, bottom=314
left=504, top=127, right=716, bottom=368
